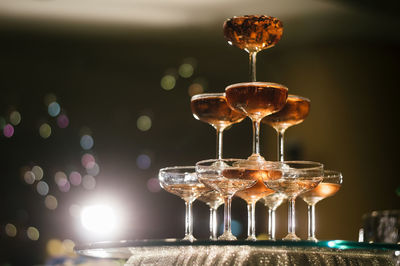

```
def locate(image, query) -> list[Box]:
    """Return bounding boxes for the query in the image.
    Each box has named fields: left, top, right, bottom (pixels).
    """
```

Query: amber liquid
left=262, top=95, right=310, bottom=131
left=191, top=95, right=245, bottom=130
left=300, top=183, right=341, bottom=205
left=225, top=83, right=288, bottom=120
left=163, top=183, right=209, bottom=200
left=266, top=177, right=322, bottom=197
left=223, top=15, right=283, bottom=53
left=197, top=190, right=224, bottom=209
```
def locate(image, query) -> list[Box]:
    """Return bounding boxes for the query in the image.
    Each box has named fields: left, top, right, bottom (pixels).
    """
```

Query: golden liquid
left=191, top=95, right=245, bottom=130
left=201, top=178, right=256, bottom=196
left=223, top=15, right=283, bottom=53
left=300, top=183, right=341, bottom=205
left=225, top=83, right=288, bottom=120
left=163, top=183, right=209, bottom=200
left=197, top=190, right=224, bottom=209
left=233, top=169, right=275, bottom=203
left=262, top=95, right=310, bottom=131
left=266, top=178, right=322, bottom=197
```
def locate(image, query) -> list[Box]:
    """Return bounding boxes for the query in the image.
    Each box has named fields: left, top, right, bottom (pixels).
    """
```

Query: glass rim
left=323, top=170, right=343, bottom=178
left=277, top=160, right=324, bottom=171
left=288, top=94, right=310, bottom=102
left=226, top=15, right=281, bottom=21
left=196, top=158, right=247, bottom=166
left=191, top=92, right=225, bottom=101
left=159, top=166, right=196, bottom=173
left=225, top=82, right=288, bottom=92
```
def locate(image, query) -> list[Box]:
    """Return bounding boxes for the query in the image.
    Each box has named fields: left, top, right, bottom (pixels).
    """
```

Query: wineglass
left=223, top=15, right=283, bottom=81
left=262, top=94, right=310, bottom=161
left=260, top=192, right=287, bottom=240
left=196, top=159, right=258, bottom=240
left=225, top=82, right=288, bottom=163
left=159, top=166, right=210, bottom=242
left=263, top=161, right=323, bottom=240
left=197, top=190, right=224, bottom=240
left=299, top=170, right=343, bottom=241
left=191, top=93, right=245, bottom=160
left=235, top=165, right=276, bottom=241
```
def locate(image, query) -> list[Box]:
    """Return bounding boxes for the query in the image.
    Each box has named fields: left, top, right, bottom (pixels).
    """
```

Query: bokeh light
left=45, top=195, right=58, bottom=210
left=69, top=204, right=81, bottom=218
left=178, top=63, right=194, bottom=78
left=39, top=123, right=52, bottom=139
left=86, top=163, right=100, bottom=176
left=81, top=205, right=116, bottom=234
left=48, top=102, right=61, bottom=117
left=80, top=135, right=94, bottom=150
left=58, top=181, right=71, bottom=192
left=81, top=153, right=96, bottom=169
left=26, top=226, right=40, bottom=241
left=44, top=93, right=57, bottom=106
left=69, top=171, right=82, bottom=186
left=5, top=224, right=17, bottom=237
left=136, top=154, right=151, bottom=169
left=54, top=171, right=68, bottom=187
left=82, top=175, right=96, bottom=190
left=46, top=239, right=64, bottom=257
left=32, top=165, right=44, bottom=181
left=137, top=115, right=152, bottom=131
left=9, top=111, right=21, bottom=126
left=147, top=178, right=161, bottom=193
left=188, top=83, right=204, bottom=96
left=24, top=171, right=36, bottom=185
left=3, top=124, right=14, bottom=138
left=62, top=239, right=75, bottom=255
left=57, top=114, right=69, bottom=128
left=36, top=181, right=49, bottom=196
left=160, top=75, right=176, bottom=90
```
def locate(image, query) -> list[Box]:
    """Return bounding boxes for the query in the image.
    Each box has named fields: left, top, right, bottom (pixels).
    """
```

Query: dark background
left=0, top=0, right=399, bottom=264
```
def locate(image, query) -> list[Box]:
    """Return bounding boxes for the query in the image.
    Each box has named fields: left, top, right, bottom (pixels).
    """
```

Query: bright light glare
left=81, top=205, right=117, bottom=235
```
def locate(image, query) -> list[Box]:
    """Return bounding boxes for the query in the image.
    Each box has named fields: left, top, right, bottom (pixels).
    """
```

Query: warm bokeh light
left=188, top=83, right=204, bottom=96
left=136, top=115, right=152, bottom=131
left=5, top=223, right=17, bottom=237
left=69, top=171, right=82, bottom=186
left=54, top=171, right=68, bottom=187
left=81, top=205, right=117, bottom=234
left=62, top=239, right=76, bottom=256
left=80, top=134, right=94, bottom=150
left=69, top=204, right=81, bottom=218
left=81, top=153, right=95, bottom=169
left=59, top=181, right=71, bottom=192
left=45, top=195, right=58, bottom=210
left=9, top=111, right=21, bottom=126
left=32, top=165, right=44, bottom=181
left=36, top=181, right=49, bottom=196
left=48, top=102, right=61, bottom=117
left=46, top=239, right=64, bottom=257
left=26, top=226, right=40, bottom=241
left=82, top=175, right=96, bottom=190
left=136, top=154, right=151, bottom=169
left=160, top=74, right=176, bottom=90
left=44, top=93, right=57, bottom=106
left=178, top=63, right=194, bottom=78
left=24, top=170, right=36, bottom=185
left=39, top=123, right=52, bottom=139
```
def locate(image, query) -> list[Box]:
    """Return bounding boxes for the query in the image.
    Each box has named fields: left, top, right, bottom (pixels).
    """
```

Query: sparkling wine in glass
left=263, top=161, right=323, bottom=241
left=159, top=166, right=210, bottom=242
left=197, top=190, right=224, bottom=240
left=299, top=170, right=343, bottom=241
left=191, top=93, right=245, bottom=160
left=235, top=168, right=275, bottom=241
left=225, top=82, right=288, bottom=163
left=223, top=15, right=283, bottom=81
left=262, top=94, right=310, bottom=161
left=196, top=159, right=258, bottom=240
left=260, top=192, right=287, bottom=240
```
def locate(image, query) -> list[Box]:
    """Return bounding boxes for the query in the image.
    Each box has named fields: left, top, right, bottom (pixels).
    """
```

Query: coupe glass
left=262, top=95, right=310, bottom=161
left=260, top=192, right=287, bottom=240
left=196, top=159, right=258, bottom=240
left=299, top=170, right=343, bottom=241
left=235, top=164, right=276, bottom=241
left=263, top=161, right=323, bottom=240
left=159, top=166, right=210, bottom=242
left=225, top=82, right=288, bottom=162
left=191, top=93, right=245, bottom=160
left=197, top=190, right=224, bottom=240
left=223, top=15, right=283, bottom=81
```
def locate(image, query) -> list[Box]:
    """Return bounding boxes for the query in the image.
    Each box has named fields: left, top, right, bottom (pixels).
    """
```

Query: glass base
left=246, top=153, right=266, bottom=163
left=218, top=231, right=237, bottom=241
left=307, top=236, right=318, bottom=242
left=182, top=235, right=196, bottom=242
left=283, top=233, right=301, bottom=241
left=245, top=235, right=257, bottom=241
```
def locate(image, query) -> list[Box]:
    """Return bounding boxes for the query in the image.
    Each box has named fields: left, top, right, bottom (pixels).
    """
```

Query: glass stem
left=268, top=208, right=276, bottom=240
left=277, top=129, right=286, bottom=162
left=249, top=51, right=257, bottom=82
left=209, top=207, right=218, bottom=240
left=308, top=204, right=317, bottom=241
left=247, top=202, right=257, bottom=240
left=288, top=197, right=296, bottom=236
left=223, top=197, right=232, bottom=235
left=252, top=119, right=261, bottom=156
left=184, top=200, right=194, bottom=240
left=216, top=129, right=224, bottom=160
